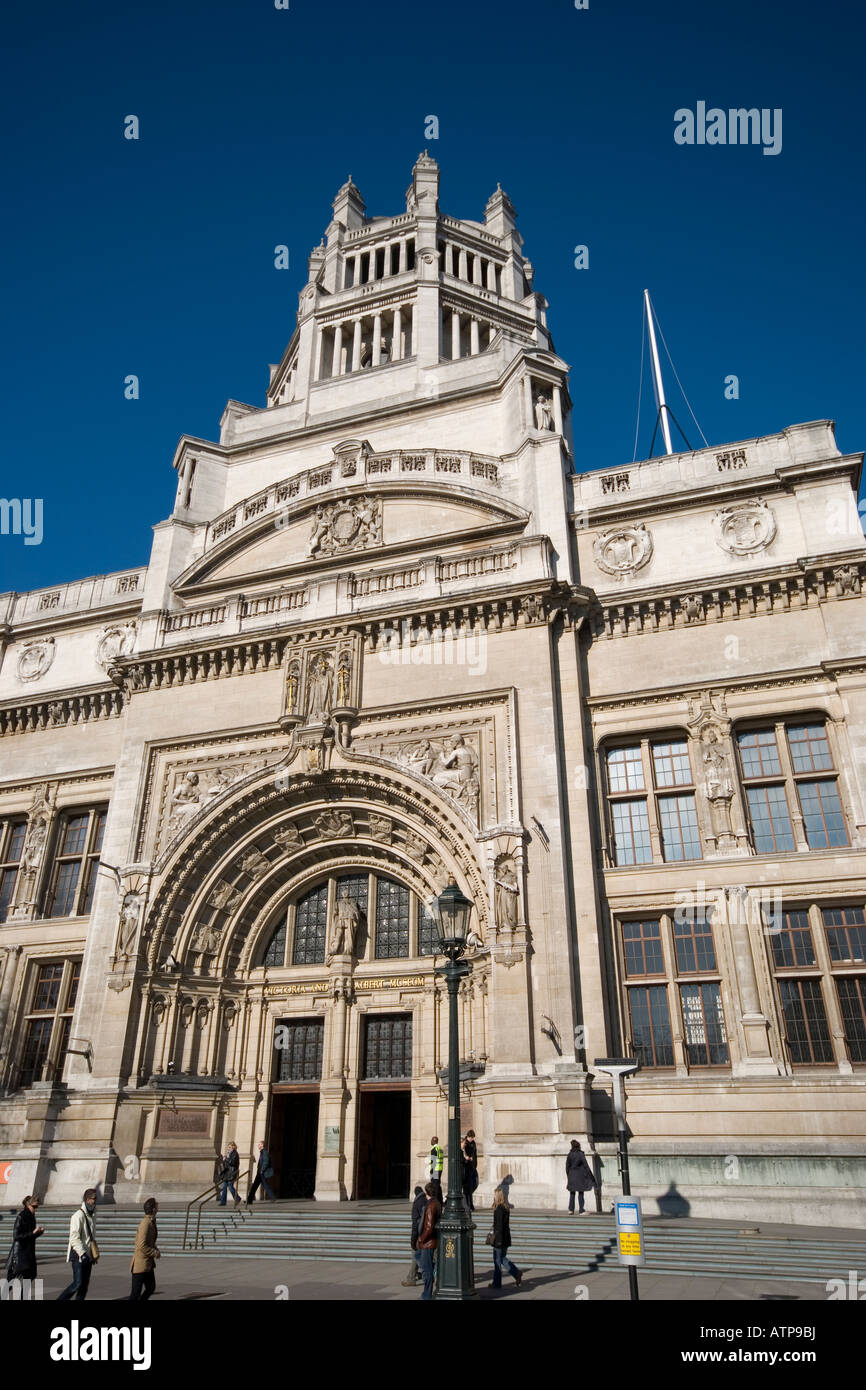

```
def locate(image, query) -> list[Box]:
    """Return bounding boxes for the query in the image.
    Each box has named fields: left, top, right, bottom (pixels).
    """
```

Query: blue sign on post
left=615, top=1197, right=645, bottom=1267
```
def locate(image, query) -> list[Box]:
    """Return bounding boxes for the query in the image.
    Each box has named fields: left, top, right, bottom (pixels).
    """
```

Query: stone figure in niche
left=274, top=824, right=303, bottom=850
left=368, top=814, right=392, bottom=843
left=701, top=727, right=733, bottom=801
left=335, top=654, right=352, bottom=707
left=534, top=395, right=554, bottom=431
left=314, top=808, right=354, bottom=838
left=285, top=661, right=301, bottom=714
left=682, top=594, right=704, bottom=624
left=209, top=880, right=242, bottom=912
left=328, top=887, right=362, bottom=959
left=240, top=847, right=270, bottom=879
left=379, top=336, right=392, bottom=364
left=117, top=892, right=142, bottom=957
left=306, top=654, right=333, bottom=722
left=169, top=772, right=201, bottom=830
left=835, top=564, right=860, bottom=595
left=494, top=857, right=520, bottom=930
left=193, top=922, right=221, bottom=956
left=21, top=819, right=49, bottom=873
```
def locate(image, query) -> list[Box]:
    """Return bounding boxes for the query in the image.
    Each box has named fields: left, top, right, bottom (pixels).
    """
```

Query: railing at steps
left=183, top=1168, right=251, bottom=1250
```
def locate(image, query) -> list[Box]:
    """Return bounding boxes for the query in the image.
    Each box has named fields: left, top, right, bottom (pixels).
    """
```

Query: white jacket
left=66, top=1203, right=95, bottom=1261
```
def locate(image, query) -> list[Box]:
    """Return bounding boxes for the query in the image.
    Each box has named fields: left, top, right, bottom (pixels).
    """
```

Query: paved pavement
left=29, top=1252, right=823, bottom=1301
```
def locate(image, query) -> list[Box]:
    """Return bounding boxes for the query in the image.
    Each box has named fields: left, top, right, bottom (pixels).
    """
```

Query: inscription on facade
left=157, top=1109, right=210, bottom=1137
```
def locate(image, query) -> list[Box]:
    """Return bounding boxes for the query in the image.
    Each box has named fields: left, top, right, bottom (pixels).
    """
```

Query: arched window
left=260, top=871, right=435, bottom=967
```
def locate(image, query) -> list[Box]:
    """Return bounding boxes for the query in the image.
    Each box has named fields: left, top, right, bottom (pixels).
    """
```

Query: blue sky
left=2, top=0, right=864, bottom=592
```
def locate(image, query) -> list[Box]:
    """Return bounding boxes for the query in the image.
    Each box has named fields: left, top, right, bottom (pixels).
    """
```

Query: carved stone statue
left=117, top=891, right=142, bottom=957
left=368, top=814, right=392, bottom=842
left=274, top=824, right=303, bottom=850
left=328, top=887, right=362, bottom=959
left=169, top=771, right=201, bottom=830
left=314, top=808, right=354, bottom=838
left=335, top=654, right=352, bottom=707
left=534, top=395, right=554, bottom=431
left=209, top=880, right=242, bottom=912
left=306, top=654, right=333, bottom=722
left=240, top=847, right=270, bottom=879
left=285, top=660, right=301, bottom=714
left=835, top=563, right=860, bottom=595
left=494, top=857, right=519, bottom=930
left=193, top=922, right=221, bottom=956
left=21, top=818, right=48, bottom=873
left=431, top=736, right=480, bottom=815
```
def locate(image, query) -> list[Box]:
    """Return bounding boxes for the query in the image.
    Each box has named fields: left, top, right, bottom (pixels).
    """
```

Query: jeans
left=57, top=1252, right=92, bottom=1301
left=219, top=1180, right=239, bottom=1205
left=568, top=1190, right=586, bottom=1213
left=247, top=1172, right=275, bottom=1202
left=128, top=1270, right=156, bottom=1300
left=491, top=1247, right=521, bottom=1287
left=416, top=1247, right=435, bottom=1300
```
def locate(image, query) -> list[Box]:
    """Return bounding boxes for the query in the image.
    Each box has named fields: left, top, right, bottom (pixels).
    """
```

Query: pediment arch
left=143, top=758, right=489, bottom=977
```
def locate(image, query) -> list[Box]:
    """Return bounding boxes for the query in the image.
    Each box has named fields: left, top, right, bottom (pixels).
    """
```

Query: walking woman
left=489, top=1187, right=522, bottom=1289
left=218, top=1140, right=241, bottom=1206
left=5, top=1195, right=44, bottom=1283
left=566, top=1139, right=598, bottom=1214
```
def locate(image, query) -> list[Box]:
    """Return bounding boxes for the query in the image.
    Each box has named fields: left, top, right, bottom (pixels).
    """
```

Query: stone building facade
left=1, top=155, right=864, bottom=1224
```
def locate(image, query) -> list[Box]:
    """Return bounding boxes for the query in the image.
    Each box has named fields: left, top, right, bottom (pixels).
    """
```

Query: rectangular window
left=835, top=978, right=866, bottom=1064
left=680, top=982, right=729, bottom=1065
left=737, top=728, right=783, bottom=778
left=606, top=746, right=644, bottom=793
left=745, top=785, right=795, bottom=853
left=787, top=723, right=834, bottom=773
left=19, top=1018, right=53, bottom=1088
left=32, top=962, right=64, bottom=1013
left=292, top=885, right=329, bottom=966
left=627, top=985, right=673, bottom=1067
left=777, top=978, right=833, bottom=1064
left=823, top=907, right=866, bottom=964
left=651, top=740, right=692, bottom=788
left=621, top=919, right=665, bottom=976
left=658, top=794, right=702, bottom=861
left=673, top=915, right=717, bottom=973
left=363, top=1014, right=412, bottom=1079
left=611, top=799, right=652, bottom=866
left=0, top=820, right=26, bottom=924
left=45, top=808, right=107, bottom=918
left=798, top=781, right=848, bottom=849
left=768, top=910, right=816, bottom=968
left=375, top=878, right=410, bottom=959
left=274, top=1019, right=324, bottom=1082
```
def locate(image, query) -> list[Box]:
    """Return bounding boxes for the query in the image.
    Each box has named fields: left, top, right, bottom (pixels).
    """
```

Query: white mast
left=644, top=289, right=674, bottom=456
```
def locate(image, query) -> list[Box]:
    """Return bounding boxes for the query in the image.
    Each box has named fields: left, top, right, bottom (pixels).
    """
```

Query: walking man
left=218, top=1140, right=241, bottom=1206
left=246, top=1140, right=276, bottom=1203
left=56, top=1188, right=98, bottom=1301
left=401, top=1184, right=427, bottom=1286
left=416, top=1181, right=441, bottom=1301
left=429, top=1135, right=444, bottom=1205
left=127, top=1198, right=160, bottom=1300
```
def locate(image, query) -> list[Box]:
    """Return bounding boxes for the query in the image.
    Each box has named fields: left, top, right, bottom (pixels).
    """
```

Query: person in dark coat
left=461, top=1130, right=478, bottom=1212
left=489, top=1187, right=522, bottom=1289
left=566, top=1139, right=598, bottom=1214
left=5, top=1196, right=44, bottom=1281
left=246, top=1140, right=276, bottom=1203
left=416, top=1182, right=441, bottom=1301
left=218, top=1140, right=241, bottom=1206
left=401, top=1185, right=427, bottom=1286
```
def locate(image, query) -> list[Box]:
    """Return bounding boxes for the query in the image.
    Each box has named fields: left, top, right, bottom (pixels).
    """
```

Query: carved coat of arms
left=593, top=524, right=653, bottom=576
left=713, top=499, right=776, bottom=555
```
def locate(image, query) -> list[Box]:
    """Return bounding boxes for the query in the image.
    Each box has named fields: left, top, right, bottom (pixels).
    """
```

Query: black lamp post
left=431, top=880, right=477, bottom=1300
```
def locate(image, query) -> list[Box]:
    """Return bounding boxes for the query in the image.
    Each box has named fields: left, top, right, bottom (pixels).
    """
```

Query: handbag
left=485, top=1229, right=497, bottom=1246
left=89, top=1238, right=100, bottom=1264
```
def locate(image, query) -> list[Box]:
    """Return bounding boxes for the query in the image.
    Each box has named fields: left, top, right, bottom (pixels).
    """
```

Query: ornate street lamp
left=430, top=880, right=477, bottom=1300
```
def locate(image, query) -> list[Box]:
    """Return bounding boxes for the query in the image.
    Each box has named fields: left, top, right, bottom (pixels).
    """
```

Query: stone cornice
left=584, top=666, right=840, bottom=712
left=587, top=555, right=864, bottom=640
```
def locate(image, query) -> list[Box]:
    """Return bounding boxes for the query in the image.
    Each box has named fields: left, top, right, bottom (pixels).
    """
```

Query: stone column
left=352, top=319, right=362, bottom=372
left=552, top=385, right=564, bottom=434
left=451, top=311, right=461, bottom=360
left=486, top=259, right=497, bottom=292
left=473, top=256, right=483, bottom=285
left=523, top=374, right=534, bottom=431
left=392, top=306, right=402, bottom=361
left=458, top=248, right=468, bottom=280
left=331, top=323, right=343, bottom=377
left=372, top=313, right=382, bottom=367
left=316, top=972, right=352, bottom=1201
left=0, top=945, right=22, bottom=1081
left=718, top=888, right=782, bottom=1076
left=470, top=318, right=480, bottom=355
left=399, top=240, right=407, bottom=273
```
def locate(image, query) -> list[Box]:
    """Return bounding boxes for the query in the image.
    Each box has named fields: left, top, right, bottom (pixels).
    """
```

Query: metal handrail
left=183, top=1167, right=251, bottom=1250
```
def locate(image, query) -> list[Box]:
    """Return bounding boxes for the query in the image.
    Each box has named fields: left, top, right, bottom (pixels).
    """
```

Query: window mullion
left=776, top=722, right=808, bottom=851
left=811, top=904, right=851, bottom=1072
left=642, top=741, right=662, bottom=861
left=660, top=913, right=689, bottom=1074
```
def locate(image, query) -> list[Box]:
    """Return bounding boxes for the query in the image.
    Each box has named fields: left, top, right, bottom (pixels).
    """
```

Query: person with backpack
left=566, top=1139, right=598, bottom=1214
left=56, top=1189, right=98, bottom=1300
